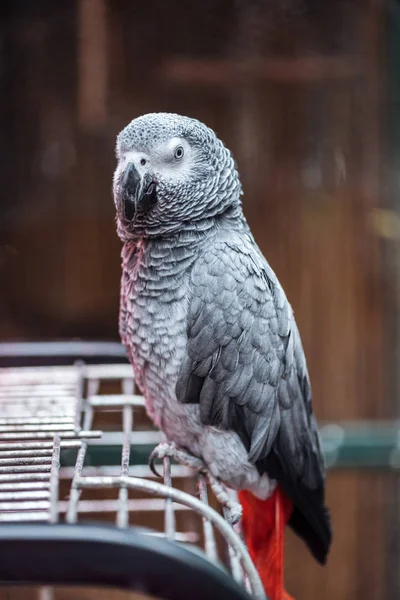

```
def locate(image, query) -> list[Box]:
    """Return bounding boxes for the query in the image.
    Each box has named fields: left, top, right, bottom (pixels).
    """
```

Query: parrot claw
left=148, top=442, right=242, bottom=525
left=149, top=442, right=176, bottom=477
left=149, top=442, right=206, bottom=478
left=149, top=450, right=163, bottom=478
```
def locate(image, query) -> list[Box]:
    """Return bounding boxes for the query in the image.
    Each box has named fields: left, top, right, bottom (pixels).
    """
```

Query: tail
left=238, top=487, right=294, bottom=600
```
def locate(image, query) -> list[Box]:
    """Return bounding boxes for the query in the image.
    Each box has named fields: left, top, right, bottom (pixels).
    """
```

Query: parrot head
left=113, top=113, right=242, bottom=239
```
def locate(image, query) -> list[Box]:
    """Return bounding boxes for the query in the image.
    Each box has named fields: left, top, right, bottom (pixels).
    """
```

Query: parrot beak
left=121, top=163, right=157, bottom=221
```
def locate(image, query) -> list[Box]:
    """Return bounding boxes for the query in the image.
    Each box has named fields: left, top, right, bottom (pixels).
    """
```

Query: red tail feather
left=238, top=487, right=294, bottom=600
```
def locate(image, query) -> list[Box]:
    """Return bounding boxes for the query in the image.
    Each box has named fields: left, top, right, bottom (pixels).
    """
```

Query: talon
left=149, top=448, right=163, bottom=478
left=225, top=503, right=242, bottom=525
left=149, top=442, right=177, bottom=477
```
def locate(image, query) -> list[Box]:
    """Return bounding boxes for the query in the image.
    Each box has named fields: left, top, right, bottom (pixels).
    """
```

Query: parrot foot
left=148, top=442, right=242, bottom=525
left=149, top=442, right=205, bottom=478
left=206, top=476, right=242, bottom=525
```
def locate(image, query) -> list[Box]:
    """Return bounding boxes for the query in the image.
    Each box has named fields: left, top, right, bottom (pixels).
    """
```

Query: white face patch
left=115, top=136, right=195, bottom=190
left=151, top=137, right=194, bottom=181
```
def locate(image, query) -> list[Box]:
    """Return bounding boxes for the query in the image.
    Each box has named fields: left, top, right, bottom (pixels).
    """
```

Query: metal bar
left=0, top=442, right=55, bottom=450
left=0, top=409, right=76, bottom=418
left=0, top=341, right=127, bottom=359
left=0, top=457, right=52, bottom=466
left=59, top=464, right=193, bottom=479
left=76, top=475, right=265, bottom=600
left=0, top=397, right=75, bottom=405
left=59, top=438, right=85, bottom=448
left=66, top=401, right=94, bottom=524
left=86, top=377, right=100, bottom=399
left=0, top=401, right=75, bottom=408
left=0, top=366, right=77, bottom=376
left=0, top=465, right=51, bottom=474
left=0, top=441, right=83, bottom=451
left=0, top=482, right=51, bottom=491
left=58, top=498, right=191, bottom=513
left=0, top=431, right=101, bottom=440
left=0, top=411, right=75, bottom=419
left=83, top=365, right=134, bottom=380
left=0, top=500, right=50, bottom=511
left=0, top=450, right=53, bottom=458
left=0, top=490, right=50, bottom=501
left=0, top=383, right=75, bottom=391
left=65, top=441, right=86, bottom=524
left=181, top=472, right=200, bottom=555
left=116, top=395, right=133, bottom=528
left=73, top=361, right=85, bottom=433
left=163, top=457, right=176, bottom=540
left=0, top=473, right=51, bottom=482
left=0, top=407, right=75, bottom=416
left=0, top=388, right=76, bottom=397
left=0, top=364, right=76, bottom=374
left=0, top=424, right=75, bottom=432
left=0, top=373, right=76, bottom=383
left=0, top=379, right=76, bottom=386
left=0, top=384, right=76, bottom=391
left=0, top=400, right=75, bottom=408
left=0, top=417, right=74, bottom=425
left=198, top=474, right=218, bottom=562
left=49, top=435, right=61, bottom=523
left=90, top=394, right=145, bottom=407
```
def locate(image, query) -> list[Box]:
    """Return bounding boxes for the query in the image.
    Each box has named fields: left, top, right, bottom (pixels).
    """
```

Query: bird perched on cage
left=113, top=113, right=331, bottom=600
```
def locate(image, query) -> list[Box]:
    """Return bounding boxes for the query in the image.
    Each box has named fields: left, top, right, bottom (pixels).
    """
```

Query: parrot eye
left=174, top=145, right=184, bottom=160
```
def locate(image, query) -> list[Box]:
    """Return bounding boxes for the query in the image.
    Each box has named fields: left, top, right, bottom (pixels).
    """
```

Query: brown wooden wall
left=0, top=1, right=395, bottom=599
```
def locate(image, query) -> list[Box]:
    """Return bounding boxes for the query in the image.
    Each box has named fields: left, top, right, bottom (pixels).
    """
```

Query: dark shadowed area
left=1, top=1, right=400, bottom=599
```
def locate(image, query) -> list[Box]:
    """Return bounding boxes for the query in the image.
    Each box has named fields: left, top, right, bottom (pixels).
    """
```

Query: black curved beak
left=121, top=163, right=157, bottom=222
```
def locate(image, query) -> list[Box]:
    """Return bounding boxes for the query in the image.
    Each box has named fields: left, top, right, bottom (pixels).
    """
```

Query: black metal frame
left=0, top=523, right=252, bottom=600
left=0, top=341, right=128, bottom=367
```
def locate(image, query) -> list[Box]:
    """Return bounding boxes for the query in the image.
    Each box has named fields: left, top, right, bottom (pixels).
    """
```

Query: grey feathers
left=116, top=112, right=331, bottom=563
left=176, top=231, right=324, bottom=487
left=114, top=113, right=243, bottom=241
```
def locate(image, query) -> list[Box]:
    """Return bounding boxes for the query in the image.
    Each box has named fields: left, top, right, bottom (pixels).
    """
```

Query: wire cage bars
left=0, top=349, right=265, bottom=600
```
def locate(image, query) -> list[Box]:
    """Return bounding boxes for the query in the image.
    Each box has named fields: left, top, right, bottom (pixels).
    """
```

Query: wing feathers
left=175, top=232, right=330, bottom=559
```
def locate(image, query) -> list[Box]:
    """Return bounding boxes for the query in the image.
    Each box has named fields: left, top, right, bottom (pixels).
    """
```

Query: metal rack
left=1, top=341, right=399, bottom=600
left=0, top=355, right=264, bottom=600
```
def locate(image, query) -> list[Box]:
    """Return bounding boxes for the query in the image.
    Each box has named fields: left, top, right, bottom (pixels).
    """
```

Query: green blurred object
left=60, top=422, right=400, bottom=470
left=320, top=422, right=400, bottom=469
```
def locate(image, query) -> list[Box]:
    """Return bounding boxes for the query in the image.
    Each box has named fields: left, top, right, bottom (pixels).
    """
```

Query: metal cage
left=0, top=342, right=265, bottom=600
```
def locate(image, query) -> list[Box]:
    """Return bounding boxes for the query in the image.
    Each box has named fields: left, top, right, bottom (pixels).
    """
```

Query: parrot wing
left=176, top=231, right=331, bottom=563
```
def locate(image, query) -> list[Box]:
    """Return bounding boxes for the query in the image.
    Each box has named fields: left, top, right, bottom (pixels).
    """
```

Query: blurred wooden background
left=0, top=0, right=399, bottom=599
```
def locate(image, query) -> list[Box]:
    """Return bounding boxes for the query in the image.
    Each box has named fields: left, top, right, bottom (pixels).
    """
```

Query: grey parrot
left=113, top=113, right=331, bottom=600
